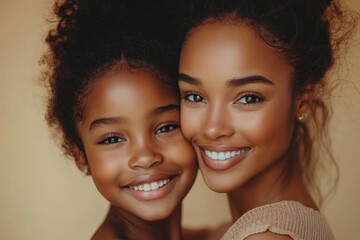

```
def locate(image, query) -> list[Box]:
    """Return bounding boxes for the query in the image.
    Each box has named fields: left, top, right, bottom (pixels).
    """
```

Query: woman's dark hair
left=42, top=0, right=189, bottom=160
left=183, top=0, right=357, bottom=205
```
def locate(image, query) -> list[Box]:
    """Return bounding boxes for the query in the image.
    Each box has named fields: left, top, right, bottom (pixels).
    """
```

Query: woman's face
left=77, top=68, right=197, bottom=221
left=179, top=22, right=297, bottom=193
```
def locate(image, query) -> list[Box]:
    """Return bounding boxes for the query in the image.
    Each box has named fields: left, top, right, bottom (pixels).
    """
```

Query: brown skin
left=179, top=21, right=317, bottom=239
left=184, top=222, right=231, bottom=240
left=92, top=205, right=183, bottom=240
left=75, top=66, right=197, bottom=240
left=244, top=231, right=294, bottom=240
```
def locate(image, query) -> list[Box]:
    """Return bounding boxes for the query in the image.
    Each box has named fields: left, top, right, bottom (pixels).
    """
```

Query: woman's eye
left=237, top=94, right=263, bottom=104
left=183, top=93, right=205, bottom=103
left=155, top=124, right=179, bottom=134
left=97, top=136, right=124, bottom=145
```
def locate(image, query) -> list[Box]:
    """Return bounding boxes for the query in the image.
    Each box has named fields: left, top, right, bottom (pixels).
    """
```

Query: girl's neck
left=227, top=157, right=317, bottom=222
left=94, top=204, right=183, bottom=240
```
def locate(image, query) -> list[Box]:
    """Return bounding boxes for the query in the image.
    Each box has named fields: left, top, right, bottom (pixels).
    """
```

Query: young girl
left=42, top=1, right=198, bottom=239
left=178, top=0, right=355, bottom=239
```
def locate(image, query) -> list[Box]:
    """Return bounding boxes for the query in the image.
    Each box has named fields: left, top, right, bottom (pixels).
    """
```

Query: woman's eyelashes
left=181, top=92, right=206, bottom=104
left=97, top=135, right=125, bottom=145
left=236, top=92, right=264, bottom=105
left=155, top=123, right=179, bottom=134
left=181, top=91, right=264, bottom=107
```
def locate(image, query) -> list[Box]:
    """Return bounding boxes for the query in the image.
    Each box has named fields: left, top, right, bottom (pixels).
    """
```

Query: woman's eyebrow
left=178, top=73, right=202, bottom=85
left=226, top=75, right=274, bottom=87
left=179, top=73, right=274, bottom=87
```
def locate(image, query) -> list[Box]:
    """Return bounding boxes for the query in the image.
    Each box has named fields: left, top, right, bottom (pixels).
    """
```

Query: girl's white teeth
left=205, top=149, right=246, bottom=161
left=128, top=178, right=170, bottom=192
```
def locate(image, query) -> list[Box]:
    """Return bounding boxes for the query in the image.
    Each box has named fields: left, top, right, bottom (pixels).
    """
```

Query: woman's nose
left=203, top=105, right=234, bottom=140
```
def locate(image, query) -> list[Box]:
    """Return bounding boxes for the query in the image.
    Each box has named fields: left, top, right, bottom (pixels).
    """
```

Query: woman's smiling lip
left=198, top=145, right=251, bottom=170
left=122, top=173, right=179, bottom=201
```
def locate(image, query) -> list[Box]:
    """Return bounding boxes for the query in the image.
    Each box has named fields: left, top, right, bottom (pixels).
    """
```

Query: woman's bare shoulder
left=244, top=231, right=293, bottom=240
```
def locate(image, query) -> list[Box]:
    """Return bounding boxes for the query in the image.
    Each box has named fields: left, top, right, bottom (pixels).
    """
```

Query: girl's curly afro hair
left=42, top=0, right=190, bottom=159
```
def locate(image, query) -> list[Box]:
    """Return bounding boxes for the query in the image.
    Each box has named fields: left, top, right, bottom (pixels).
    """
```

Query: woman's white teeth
left=129, top=178, right=170, bottom=192
left=205, top=149, right=246, bottom=161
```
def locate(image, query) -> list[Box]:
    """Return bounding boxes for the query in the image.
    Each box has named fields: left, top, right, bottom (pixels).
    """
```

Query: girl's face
left=179, top=22, right=297, bottom=193
left=77, top=68, right=197, bottom=221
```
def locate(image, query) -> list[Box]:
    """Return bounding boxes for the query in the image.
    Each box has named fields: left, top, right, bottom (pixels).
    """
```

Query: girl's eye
left=155, top=123, right=179, bottom=134
left=97, top=135, right=125, bottom=145
left=182, top=93, right=206, bottom=103
left=237, top=94, right=263, bottom=105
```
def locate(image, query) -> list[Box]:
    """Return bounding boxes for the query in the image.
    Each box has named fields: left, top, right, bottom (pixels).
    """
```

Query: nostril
left=129, top=150, right=163, bottom=169
left=148, top=158, right=162, bottom=168
left=203, top=118, right=234, bottom=140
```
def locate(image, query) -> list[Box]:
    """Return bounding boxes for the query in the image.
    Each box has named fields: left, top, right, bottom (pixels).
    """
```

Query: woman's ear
left=72, top=145, right=91, bottom=175
left=296, top=84, right=315, bottom=122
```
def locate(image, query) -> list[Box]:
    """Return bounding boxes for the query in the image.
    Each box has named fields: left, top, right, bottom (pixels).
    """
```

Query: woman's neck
left=227, top=157, right=317, bottom=222
left=93, top=204, right=183, bottom=240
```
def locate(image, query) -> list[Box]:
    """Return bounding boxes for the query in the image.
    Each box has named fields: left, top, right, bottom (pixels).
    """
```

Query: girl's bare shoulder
left=183, top=222, right=231, bottom=240
left=91, top=222, right=123, bottom=240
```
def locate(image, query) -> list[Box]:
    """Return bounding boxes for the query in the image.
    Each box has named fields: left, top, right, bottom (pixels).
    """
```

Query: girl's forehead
left=92, top=68, right=169, bottom=94
left=83, top=68, right=177, bottom=114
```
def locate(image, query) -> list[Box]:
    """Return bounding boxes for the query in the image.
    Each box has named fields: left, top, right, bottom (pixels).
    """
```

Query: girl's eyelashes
left=95, top=123, right=179, bottom=144
left=236, top=92, right=264, bottom=105
left=97, top=135, right=125, bottom=145
left=155, top=123, right=179, bottom=134
left=181, top=92, right=206, bottom=104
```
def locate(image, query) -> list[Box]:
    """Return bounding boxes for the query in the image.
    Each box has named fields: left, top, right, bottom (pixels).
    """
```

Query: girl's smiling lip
left=122, top=173, right=179, bottom=201
left=198, top=145, right=251, bottom=170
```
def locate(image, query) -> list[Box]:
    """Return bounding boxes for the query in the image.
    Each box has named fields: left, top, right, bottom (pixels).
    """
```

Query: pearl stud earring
left=298, top=112, right=309, bottom=122
left=83, top=165, right=89, bottom=175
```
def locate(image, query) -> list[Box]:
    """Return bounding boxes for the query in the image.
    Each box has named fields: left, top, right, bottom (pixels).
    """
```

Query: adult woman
left=178, top=0, right=355, bottom=239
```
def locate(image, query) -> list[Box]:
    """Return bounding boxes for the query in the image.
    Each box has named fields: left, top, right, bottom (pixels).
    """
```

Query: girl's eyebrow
left=89, top=104, right=179, bottom=131
left=89, top=117, right=125, bottom=131
left=150, top=104, right=179, bottom=117
left=179, top=73, right=274, bottom=87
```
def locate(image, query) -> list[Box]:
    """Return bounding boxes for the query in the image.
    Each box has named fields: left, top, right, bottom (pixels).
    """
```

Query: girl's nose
left=128, top=141, right=163, bottom=170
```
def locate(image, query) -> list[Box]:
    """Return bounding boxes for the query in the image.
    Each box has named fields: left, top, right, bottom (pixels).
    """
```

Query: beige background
left=0, top=0, right=359, bottom=239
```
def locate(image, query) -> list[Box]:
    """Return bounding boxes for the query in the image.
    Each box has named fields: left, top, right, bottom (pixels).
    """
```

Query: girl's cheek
left=180, top=114, right=196, bottom=141
left=182, top=106, right=206, bottom=139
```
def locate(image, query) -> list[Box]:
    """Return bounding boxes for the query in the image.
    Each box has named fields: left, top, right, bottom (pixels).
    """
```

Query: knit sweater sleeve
left=221, top=201, right=335, bottom=240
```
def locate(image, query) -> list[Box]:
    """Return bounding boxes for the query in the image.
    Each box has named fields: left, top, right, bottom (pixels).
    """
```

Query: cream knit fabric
left=221, top=201, right=335, bottom=240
